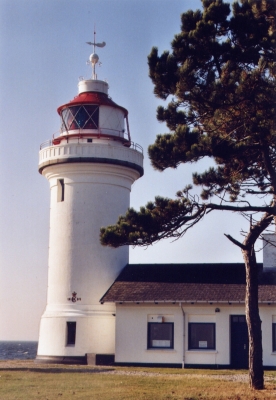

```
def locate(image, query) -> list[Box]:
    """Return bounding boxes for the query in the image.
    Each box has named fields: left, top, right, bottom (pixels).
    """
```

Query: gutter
left=111, top=300, right=247, bottom=304
left=100, top=299, right=276, bottom=305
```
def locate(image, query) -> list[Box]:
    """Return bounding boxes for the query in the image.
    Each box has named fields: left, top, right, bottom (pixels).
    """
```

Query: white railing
left=58, top=127, right=130, bottom=141
left=40, top=136, right=143, bottom=154
left=40, top=139, right=53, bottom=150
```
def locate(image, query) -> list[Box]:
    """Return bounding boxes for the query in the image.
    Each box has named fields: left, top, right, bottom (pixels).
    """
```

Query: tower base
left=36, top=305, right=116, bottom=363
left=35, top=354, right=115, bottom=365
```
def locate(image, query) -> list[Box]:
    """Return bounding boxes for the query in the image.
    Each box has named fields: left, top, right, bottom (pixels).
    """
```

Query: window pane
left=61, top=105, right=99, bottom=131
left=67, top=322, right=76, bottom=346
left=62, top=106, right=80, bottom=130
left=85, top=119, right=98, bottom=129
left=61, top=122, right=66, bottom=132
left=189, top=323, right=215, bottom=350
left=57, top=179, right=64, bottom=202
left=148, top=323, right=173, bottom=349
left=74, top=107, right=89, bottom=128
left=84, top=105, right=99, bottom=129
left=68, top=106, right=81, bottom=117
left=62, top=108, right=70, bottom=123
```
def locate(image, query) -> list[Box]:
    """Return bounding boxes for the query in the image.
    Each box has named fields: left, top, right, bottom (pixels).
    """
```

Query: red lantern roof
left=57, top=92, right=128, bottom=116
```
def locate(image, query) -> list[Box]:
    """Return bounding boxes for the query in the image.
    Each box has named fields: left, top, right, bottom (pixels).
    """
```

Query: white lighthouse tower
left=36, top=37, right=143, bottom=364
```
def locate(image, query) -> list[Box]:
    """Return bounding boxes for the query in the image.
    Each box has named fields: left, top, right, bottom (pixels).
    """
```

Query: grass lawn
left=0, top=362, right=275, bottom=400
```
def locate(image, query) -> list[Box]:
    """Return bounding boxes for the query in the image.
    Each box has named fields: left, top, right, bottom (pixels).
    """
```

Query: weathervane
left=86, top=28, right=106, bottom=80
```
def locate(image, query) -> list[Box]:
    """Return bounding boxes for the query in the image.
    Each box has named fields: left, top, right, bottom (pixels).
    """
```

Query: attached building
left=100, top=237, right=276, bottom=369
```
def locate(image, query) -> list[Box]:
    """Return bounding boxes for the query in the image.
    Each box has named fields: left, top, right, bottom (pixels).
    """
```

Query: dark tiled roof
left=100, top=264, right=276, bottom=303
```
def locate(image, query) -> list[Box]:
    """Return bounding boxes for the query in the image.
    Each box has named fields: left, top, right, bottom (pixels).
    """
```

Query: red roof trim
left=57, top=92, right=128, bottom=116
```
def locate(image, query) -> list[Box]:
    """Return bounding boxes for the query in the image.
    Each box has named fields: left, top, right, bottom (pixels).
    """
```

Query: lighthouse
left=36, top=37, right=143, bottom=364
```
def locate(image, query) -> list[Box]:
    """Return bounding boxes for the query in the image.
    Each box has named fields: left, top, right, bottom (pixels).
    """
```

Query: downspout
left=180, top=303, right=185, bottom=368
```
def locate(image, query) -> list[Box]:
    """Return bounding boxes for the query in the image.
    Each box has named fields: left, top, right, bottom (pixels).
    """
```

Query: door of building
left=230, top=315, right=248, bottom=369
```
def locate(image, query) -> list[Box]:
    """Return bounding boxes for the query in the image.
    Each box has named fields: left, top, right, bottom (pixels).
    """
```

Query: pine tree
left=100, top=0, right=276, bottom=389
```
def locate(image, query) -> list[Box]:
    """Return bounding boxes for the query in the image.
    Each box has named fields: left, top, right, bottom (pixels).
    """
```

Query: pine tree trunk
left=242, top=246, right=264, bottom=390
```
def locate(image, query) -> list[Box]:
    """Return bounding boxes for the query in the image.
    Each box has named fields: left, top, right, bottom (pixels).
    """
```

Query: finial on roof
left=86, top=28, right=106, bottom=80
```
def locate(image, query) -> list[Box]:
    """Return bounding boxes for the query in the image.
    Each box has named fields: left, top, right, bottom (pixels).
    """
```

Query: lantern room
left=54, top=78, right=131, bottom=146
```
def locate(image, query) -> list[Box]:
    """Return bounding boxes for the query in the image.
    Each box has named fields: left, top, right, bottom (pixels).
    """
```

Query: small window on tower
left=57, top=179, right=65, bottom=202
left=273, top=323, right=276, bottom=352
left=66, top=322, right=76, bottom=346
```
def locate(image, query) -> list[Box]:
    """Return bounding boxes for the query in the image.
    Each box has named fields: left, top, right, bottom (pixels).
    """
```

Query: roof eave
left=100, top=299, right=276, bottom=304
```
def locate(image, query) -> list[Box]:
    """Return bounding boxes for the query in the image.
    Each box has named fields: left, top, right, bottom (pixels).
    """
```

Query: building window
left=148, top=322, right=174, bottom=349
left=188, top=323, right=216, bottom=350
left=273, top=323, right=276, bottom=352
left=66, top=322, right=76, bottom=346
left=57, top=179, right=65, bottom=202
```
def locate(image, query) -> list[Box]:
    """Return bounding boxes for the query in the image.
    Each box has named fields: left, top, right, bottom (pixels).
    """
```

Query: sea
left=0, top=341, right=38, bottom=360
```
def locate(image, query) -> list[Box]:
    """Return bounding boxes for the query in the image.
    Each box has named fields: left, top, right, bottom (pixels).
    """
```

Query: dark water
left=0, top=341, right=38, bottom=360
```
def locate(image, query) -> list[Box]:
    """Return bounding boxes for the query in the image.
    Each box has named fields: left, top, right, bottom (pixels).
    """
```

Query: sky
left=0, top=0, right=267, bottom=341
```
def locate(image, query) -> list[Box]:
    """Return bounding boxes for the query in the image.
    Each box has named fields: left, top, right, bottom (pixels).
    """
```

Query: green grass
left=0, top=362, right=275, bottom=400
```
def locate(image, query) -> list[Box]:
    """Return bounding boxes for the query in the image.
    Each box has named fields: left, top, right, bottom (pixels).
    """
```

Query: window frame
left=188, top=322, right=216, bottom=350
left=147, top=322, right=174, bottom=349
left=273, top=323, right=276, bottom=352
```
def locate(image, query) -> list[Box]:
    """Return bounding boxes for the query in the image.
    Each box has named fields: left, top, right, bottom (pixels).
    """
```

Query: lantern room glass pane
left=60, top=105, right=99, bottom=131
left=67, top=106, right=81, bottom=129
left=62, top=108, right=70, bottom=121
left=84, top=119, right=98, bottom=129
left=69, top=106, right=81, bottom=116
left=84, top=105, right=99, bottom=129
left=61, top=122, right=66, bottom=132
left=61, top=108, right=74, bottom=130
left=74, top=107, right=89, bottom=128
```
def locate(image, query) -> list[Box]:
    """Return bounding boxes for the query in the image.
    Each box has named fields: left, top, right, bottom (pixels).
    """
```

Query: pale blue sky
left=0, top=0, right=259, bottom=341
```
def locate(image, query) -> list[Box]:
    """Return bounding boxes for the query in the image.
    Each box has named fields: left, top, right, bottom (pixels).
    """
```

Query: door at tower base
left=36, top=310, right=116, bottom=364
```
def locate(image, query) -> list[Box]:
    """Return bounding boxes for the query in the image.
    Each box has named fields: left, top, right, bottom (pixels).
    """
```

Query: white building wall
left=45, top=163, right=136, bottom=304
left=38, top=313, right=116, bottom=357
left=115, top=303, right=276, bottom=367
left=185, top=310, right=219, bottom=365
left=115, top=305, right=183, bottom=364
